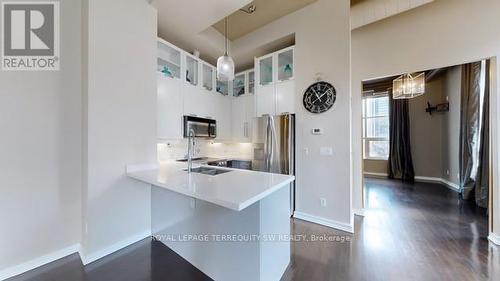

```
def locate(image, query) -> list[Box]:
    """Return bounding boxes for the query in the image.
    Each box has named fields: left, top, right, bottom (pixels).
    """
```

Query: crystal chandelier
left=392, top=72, right=425, bottom=99
left=217, top=17, right=235, bottom=81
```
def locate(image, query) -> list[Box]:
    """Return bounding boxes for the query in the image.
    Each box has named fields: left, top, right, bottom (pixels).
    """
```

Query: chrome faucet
left=187, top=129, right=196, bottom=173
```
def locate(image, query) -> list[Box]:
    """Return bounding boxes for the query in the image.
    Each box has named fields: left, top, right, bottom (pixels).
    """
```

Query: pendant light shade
left=392, top=72, right=425, bottom=99
left=217, top=17, right=235, bottom=81
left=217, top=55, right=235, bottom=81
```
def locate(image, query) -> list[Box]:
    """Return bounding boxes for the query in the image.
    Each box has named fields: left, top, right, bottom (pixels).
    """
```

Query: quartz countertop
left=126, top=161, right=295, bottom=211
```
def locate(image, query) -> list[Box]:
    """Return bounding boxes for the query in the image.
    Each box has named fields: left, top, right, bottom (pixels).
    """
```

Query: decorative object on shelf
left=161, top=66, right=172, bottom=77
left=425, top=101, right=449, bottom=115
left=392, top=72, right=425, bottom=99
left=303, top=81, right=336, bottom=114
left=284, top=64, right=292, bottom=75
left=217, top=17, right=235, bottom=81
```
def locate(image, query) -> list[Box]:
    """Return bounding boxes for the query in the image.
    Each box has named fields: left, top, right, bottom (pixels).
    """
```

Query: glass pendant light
left=393, top=72, right=425, bottom=99
left=217, top=17, right=235, bottom=81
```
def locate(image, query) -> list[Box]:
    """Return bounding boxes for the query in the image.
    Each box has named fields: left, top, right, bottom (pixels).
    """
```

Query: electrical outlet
left=446, top=169, right=450, bottom=176
left=190, top=198, right=196, bottom=209
left=320, top=198, right=327, bottom=207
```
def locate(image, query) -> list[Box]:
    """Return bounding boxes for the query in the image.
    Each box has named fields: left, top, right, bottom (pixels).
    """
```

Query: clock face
left=303, top=82, right=336, bottom=114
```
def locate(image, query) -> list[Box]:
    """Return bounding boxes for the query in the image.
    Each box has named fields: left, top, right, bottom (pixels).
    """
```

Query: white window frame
left=362, top=94, right=390, bottom=160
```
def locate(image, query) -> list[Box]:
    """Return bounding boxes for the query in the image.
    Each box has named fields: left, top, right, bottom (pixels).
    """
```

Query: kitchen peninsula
left=127, top=161, right=295, bottom=281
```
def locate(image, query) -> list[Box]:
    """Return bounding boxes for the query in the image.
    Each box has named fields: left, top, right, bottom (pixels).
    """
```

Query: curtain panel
left=388, top=89, right=415, bottom=182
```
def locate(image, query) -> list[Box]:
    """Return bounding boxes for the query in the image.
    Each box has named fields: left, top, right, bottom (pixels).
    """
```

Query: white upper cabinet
left=216, top=79, right=230, bottom=96
left=157, top=39, right=181, bottom=79
left=157, top=72, right=183, bottom=140
left=157, top=40, right=183, bottom=140
left=255, top=46, right=295, bottom=117
left=232, top=69, right=255, bottom=97
left=231, top=94, right=254, bottom=143
left=248, top=70, right=255, bottom=94
left=258, top=54, right=274, bottom=86
left=202, top=63, right=215, bottom=92
left=185, top=54, right=199, bottom=86
left=233, top=73, right=245, bottom=97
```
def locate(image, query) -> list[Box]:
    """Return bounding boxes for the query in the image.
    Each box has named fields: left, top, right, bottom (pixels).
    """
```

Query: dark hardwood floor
left=8, top=178, right=499, bottom=281
left=282, top=177, right=499, bottom=281
left=7, top=238, right=212, bottom=281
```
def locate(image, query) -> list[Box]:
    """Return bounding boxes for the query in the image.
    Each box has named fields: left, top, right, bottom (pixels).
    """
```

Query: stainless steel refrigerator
left=252, top=114, right=295, bottom=215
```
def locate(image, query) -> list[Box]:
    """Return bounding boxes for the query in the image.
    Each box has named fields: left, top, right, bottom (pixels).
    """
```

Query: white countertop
left=126, top=161, right=295, bottom=211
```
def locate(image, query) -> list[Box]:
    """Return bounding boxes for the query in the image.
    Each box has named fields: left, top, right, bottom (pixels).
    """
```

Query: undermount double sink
left=184, top=167, right=232, bottom=176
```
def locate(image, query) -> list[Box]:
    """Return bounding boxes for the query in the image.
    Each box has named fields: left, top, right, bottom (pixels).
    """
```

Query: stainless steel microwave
left=183, top=116, right=217, bottom=138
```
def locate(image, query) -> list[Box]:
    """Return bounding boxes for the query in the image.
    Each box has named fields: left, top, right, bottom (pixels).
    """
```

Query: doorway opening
left=360, top=59, right=493, bottom=240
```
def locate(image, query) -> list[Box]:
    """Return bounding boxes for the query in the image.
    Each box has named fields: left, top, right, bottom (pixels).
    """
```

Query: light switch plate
left=320, top=147, right=333, bottom=156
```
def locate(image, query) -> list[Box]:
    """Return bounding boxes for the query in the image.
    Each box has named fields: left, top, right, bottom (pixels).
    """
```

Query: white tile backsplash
left=157, top=140, right=254, bottom=162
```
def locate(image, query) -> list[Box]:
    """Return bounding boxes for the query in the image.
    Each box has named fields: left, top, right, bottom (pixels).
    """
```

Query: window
left=362, top=95, right=389, bottom=159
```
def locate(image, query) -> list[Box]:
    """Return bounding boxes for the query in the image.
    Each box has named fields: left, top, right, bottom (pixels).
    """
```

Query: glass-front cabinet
left=232, top=69, right=255, bottom=97
left=259, top=55, right=273, bottom=85
left=157, top=39, right=181, bottom=79
left=248, top=71, right=255, bottom=94
left=233, top=73, right=245, bottom=97
left=202, top=63, right=214, bottom=91
left=255, top=46, right=295, bottom=117
left=185, top=55, right=198, bottom=86
left=277, top=48, right=294, bottom=81
left=216, top=79, right=229, bottom=96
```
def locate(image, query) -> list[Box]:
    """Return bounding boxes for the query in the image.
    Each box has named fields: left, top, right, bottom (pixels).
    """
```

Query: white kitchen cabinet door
left=157, top=73, right=183, bottom=139
left=215, top=94, right=232, bottom=141
left=255, top=84, right=275, bottom=117
left=275, top=80, right=295, bottom=115
left=183, top=84, right=201, bottom=117
left=232, top=95, right=254, bottom=142
left=242, top=95, right=254, bottom=142
left=231, top=97, right=245, bottom=141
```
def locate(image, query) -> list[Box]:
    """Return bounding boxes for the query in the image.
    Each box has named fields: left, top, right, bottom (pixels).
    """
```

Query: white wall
left=0, top=0, right=82, bottom=274
left=352, top=0, right=500, bottom=236
left=233, top=0, right=352, bottom=229
left=442, top=66, right=462, bottom=186
left=81, top=0, right=157, bottom=262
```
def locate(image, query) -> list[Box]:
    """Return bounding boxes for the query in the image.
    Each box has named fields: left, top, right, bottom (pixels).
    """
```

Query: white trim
left=363, top=173, right=460, bottom=192
left=293, top=211, right=353, bottom=233
left=353, top=208, right=366, bottom=217
left=80, top=230, right=151, bottom=265
left=363, top=172, right=388, bottom=178
left=0, top=244, right=79, bottom=281
left=414, top=176, right=460, bottom=192
left=488, top=233, right=500, bottom=246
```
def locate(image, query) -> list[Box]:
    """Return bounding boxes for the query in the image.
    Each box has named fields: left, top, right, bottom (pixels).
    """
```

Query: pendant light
left=392, top=72, right=425, bottom=99
left=217, top=17, right=235, bottom=81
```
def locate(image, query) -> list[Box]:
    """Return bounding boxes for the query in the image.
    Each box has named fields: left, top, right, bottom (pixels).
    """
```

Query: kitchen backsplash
left=157, top=140, right=254, bottom=162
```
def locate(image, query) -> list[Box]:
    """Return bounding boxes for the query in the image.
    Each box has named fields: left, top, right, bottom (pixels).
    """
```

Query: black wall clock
left=303, top=81, right=336, bottom=114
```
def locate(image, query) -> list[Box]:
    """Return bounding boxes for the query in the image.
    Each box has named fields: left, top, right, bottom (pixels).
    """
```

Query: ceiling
left=212, top=0, right=318, bottom=41
left=152, top=0, right=251, bottom=64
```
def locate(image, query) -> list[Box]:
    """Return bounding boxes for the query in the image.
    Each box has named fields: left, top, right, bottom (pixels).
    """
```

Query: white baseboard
left=363, top=172, right=388, bottom=178
left=0, top=244, right=80, bottom=281
left=488, top=233, right=500, bottom=246
left=353, top=208, right=366, bottom=217
left=363, top=173, right=460, bottom=192
left=414, top=176, right=460, bottom=192
left=80, top=230, right=151, bottom=265
left=293, top=211, right=353, bottom=233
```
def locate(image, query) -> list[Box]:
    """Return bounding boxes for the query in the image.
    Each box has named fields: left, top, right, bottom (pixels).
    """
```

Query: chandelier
left=392, top=72, right=425, bottom=99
